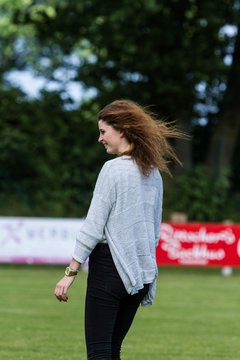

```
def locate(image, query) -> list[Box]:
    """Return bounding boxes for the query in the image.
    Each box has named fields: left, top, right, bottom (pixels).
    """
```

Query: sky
left=5, top=69, right=90, bottom=107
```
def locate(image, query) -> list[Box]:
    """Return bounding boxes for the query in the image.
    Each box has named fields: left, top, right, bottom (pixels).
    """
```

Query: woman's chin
left=106, top=148, right=116, bottom=155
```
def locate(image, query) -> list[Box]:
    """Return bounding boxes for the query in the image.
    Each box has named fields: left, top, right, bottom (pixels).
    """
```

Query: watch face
left=65, top=267, right=77, bottom=276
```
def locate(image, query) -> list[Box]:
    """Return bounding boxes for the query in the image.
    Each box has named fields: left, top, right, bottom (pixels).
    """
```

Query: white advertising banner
left=0, top=216, right=84, bottom=264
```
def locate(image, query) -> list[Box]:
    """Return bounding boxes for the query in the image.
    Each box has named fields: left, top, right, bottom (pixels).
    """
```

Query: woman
left=54, top=99, right=184, bottom=360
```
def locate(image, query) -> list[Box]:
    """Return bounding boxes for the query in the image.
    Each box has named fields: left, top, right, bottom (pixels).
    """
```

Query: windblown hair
left=98, top=100, right=186, bottom=176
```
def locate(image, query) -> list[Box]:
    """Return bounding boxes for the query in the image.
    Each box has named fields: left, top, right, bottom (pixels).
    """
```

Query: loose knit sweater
left=73, top=156, right=163, bottom=306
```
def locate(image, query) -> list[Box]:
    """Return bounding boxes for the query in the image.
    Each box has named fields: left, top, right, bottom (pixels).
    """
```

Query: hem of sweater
left=126, top=271, right=157, bottom=295
left=141, top=276, right=158, bottom=307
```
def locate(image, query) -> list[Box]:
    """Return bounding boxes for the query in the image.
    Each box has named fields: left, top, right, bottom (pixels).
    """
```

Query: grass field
left=0, top=265, right=240, bottom=360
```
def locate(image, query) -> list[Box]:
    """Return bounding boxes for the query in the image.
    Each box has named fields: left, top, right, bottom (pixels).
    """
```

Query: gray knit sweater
left=73, top=156, right=163, bottom=306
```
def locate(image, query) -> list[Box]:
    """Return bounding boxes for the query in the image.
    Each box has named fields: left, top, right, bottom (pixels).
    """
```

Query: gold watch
left=65, top=266, right=78, bottom=276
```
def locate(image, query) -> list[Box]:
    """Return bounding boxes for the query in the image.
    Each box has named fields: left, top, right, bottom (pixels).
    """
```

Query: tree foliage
left=0, top=88, right=106, bottom=216
left=0, top=0, right=239, bottom=220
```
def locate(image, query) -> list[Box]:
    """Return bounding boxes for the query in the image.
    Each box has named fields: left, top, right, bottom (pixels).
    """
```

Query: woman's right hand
left=54, top=275, right=76, bottom=302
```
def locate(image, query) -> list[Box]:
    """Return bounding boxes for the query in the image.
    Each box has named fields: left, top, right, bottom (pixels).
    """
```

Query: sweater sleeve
left=73, top=162, right=116, bottom=263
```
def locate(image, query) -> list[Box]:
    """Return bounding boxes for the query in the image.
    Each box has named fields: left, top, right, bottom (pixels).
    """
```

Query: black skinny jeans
left=85, top=243, right=149, bottom=360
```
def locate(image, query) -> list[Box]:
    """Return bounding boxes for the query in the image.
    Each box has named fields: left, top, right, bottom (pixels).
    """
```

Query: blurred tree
left=7, top=0, right=237, bottom=172
left=0, top=0, right=239, bottom=218
left=0, top=87, right=105, bottom=216
left=207, top=24, right=240, bottom=178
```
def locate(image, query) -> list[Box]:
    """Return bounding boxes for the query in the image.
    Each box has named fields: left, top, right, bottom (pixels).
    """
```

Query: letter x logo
left=0, top=221, right=23, bottom=246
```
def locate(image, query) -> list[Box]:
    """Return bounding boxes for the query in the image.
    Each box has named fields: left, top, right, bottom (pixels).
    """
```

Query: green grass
left=1, top=265, right=240, bottom=359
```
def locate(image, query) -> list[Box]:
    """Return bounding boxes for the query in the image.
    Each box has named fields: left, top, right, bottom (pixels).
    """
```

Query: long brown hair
left=98, top=99, right=186, bottom=176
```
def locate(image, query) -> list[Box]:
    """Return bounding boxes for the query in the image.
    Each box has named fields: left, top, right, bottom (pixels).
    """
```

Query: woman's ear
left=119, top=130, right=125, bottom=138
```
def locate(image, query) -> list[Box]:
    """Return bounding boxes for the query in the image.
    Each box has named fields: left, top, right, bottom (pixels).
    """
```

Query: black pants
left=85, top=243, right=149, bottom=360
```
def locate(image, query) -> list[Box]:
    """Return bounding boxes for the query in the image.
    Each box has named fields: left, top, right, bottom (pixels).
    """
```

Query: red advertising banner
left=156, top=223, right=240, bottom=267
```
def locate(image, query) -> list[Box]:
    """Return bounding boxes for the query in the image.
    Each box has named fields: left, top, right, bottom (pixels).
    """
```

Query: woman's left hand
left=54, top=275, right=76, bottom=302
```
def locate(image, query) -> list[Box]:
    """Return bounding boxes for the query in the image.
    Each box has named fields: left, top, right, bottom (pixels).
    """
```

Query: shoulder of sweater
left=101, top=156, right=134, bottom=172
left=97, top=157, right=136, bottom=185
left=100, top=157, right=162, bottom=184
